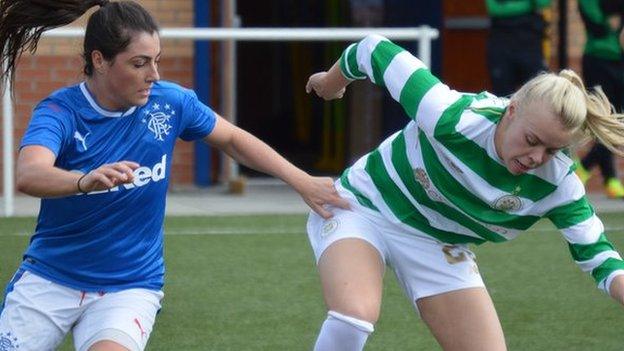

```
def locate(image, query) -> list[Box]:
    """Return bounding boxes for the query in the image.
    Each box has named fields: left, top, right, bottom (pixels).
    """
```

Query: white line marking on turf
left=166, top=228, right=304, bottom=235
left=3, top=227, right=624, bottom=237
left=2, top=228, right=305, bottom=236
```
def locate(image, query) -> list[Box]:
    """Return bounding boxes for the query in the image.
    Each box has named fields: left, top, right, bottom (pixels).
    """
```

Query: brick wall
left=0, top=0, right=197, bottom=193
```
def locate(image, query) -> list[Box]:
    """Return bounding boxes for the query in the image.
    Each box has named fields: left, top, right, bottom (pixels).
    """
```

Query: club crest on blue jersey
left=142, top=102, right=174, bottom=141
left=0, top=332, right=20, bottom=350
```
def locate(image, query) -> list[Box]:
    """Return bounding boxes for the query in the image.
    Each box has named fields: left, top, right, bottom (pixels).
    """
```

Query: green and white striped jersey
left=337, top=34, right=624, bottom=293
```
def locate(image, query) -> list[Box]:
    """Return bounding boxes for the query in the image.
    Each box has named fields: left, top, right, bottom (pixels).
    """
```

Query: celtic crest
left=492, top=194, right=522, bottom=212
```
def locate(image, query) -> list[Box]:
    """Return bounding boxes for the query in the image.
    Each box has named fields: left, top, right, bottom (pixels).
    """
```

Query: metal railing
left=2, top=26, right=439, bottom=216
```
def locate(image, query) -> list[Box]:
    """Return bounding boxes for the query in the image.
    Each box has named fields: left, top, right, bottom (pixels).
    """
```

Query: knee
left=331, top=304, right=379, bottom=326
left=331, top=303, right=380, bottom=324
left=327, top=310, right=375, bottom=334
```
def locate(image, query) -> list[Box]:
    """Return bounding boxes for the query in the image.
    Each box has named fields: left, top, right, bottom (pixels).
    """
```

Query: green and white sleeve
left=338, top=34, right=446, bottom=121
left=548, top=195, right=624, bottom=294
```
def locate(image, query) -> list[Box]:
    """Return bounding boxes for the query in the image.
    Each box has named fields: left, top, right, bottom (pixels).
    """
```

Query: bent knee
left=327, top=310, right=375, bottom=334
left=329, top=305, right=379, bottom=325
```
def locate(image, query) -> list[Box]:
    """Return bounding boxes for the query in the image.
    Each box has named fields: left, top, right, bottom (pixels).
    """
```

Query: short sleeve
left=178, top=88, right=217, bottom=141
left=20, top=100, right=72, bottom=157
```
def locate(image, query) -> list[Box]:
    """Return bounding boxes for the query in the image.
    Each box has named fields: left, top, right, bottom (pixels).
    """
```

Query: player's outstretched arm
left=16, top=145, right=138, bottom=198
left=204, top=115, right=350, bottom=218
left=308, top=35, right=449, bottom=123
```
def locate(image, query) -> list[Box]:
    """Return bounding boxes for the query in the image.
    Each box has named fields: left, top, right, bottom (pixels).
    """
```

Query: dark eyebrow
left=130, top=52, right=162, bottom=61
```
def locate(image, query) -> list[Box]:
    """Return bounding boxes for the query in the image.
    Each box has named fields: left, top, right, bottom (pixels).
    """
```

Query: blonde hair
left=511, top=69, right=624, bottom=156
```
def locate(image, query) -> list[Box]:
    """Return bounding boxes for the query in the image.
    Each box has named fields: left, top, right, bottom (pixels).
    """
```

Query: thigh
left=318, top=239, right=385, bottom=323
left=73, top=289, right=163, bottom=351
left=0, top=270, right=79, bottom=351
left=417, top=287, right=506, bottom=351
left=307, top=209, right=386, bottom=323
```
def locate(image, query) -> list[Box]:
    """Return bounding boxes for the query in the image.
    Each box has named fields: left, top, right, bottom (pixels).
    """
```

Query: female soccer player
left=305, top=34, right=624, bottom=350
left=0, top=1, right=348, bottom=350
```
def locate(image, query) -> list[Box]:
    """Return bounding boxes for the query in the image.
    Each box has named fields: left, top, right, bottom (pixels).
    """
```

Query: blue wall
left=193, top=0, right=212, bottom=186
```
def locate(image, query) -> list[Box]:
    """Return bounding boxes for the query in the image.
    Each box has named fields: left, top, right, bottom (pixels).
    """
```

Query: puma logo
left=74, top=131, right=90, bottom=151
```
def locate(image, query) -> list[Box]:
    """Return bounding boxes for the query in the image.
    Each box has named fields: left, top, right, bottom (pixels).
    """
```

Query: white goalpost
left=1, top=26, right=439, bottom=217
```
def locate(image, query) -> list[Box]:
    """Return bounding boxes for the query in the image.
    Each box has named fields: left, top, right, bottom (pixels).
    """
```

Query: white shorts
left=307, top=207, right=485, bottom=308
left=0, top=270, right=163, bottom=351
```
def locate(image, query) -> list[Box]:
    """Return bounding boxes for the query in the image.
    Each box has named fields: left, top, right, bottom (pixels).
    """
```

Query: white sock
left=313, top=310, right=374, bottom=351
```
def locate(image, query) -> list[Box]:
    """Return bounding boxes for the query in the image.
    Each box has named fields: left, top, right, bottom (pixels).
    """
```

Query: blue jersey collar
left=79, top=82, right=137, bottom=118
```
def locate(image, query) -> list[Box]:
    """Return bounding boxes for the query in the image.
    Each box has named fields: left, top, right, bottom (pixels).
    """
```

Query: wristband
left=77, top=173, right=88, bottom=194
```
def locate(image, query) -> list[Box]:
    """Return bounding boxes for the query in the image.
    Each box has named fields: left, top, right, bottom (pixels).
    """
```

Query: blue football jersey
left=18, top=80, right=216, bottom=292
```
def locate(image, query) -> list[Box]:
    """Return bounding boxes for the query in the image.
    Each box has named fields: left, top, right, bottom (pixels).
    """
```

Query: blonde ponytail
left=558, top=70, right=624, bottom=156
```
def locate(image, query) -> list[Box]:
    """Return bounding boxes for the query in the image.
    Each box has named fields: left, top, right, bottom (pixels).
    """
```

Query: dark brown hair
left=0, top=0, right=159, bottom=87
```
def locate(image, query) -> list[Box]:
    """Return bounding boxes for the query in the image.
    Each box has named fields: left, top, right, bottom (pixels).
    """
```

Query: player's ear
left=506, top=101, right=517, bottom=122
left=91, top=50, right=106, bottom=74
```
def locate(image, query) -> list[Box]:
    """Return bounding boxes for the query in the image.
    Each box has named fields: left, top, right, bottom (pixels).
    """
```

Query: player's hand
left=78, top=161, right=139, bottom=193
left=609, top=274, right=624, bottom=306
left=296, top=175, right=350, bottom=219
left=306, top=72, right=346, bottom=100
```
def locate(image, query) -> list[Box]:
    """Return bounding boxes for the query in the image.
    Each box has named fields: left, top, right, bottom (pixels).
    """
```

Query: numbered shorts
left=307, top=207, right=485, bottom=308
left=0, top=270, right=163, bottom=351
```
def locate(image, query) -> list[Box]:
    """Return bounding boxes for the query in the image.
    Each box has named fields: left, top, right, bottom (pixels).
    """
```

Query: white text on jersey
left=81, top=154, right=167, bottom=195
